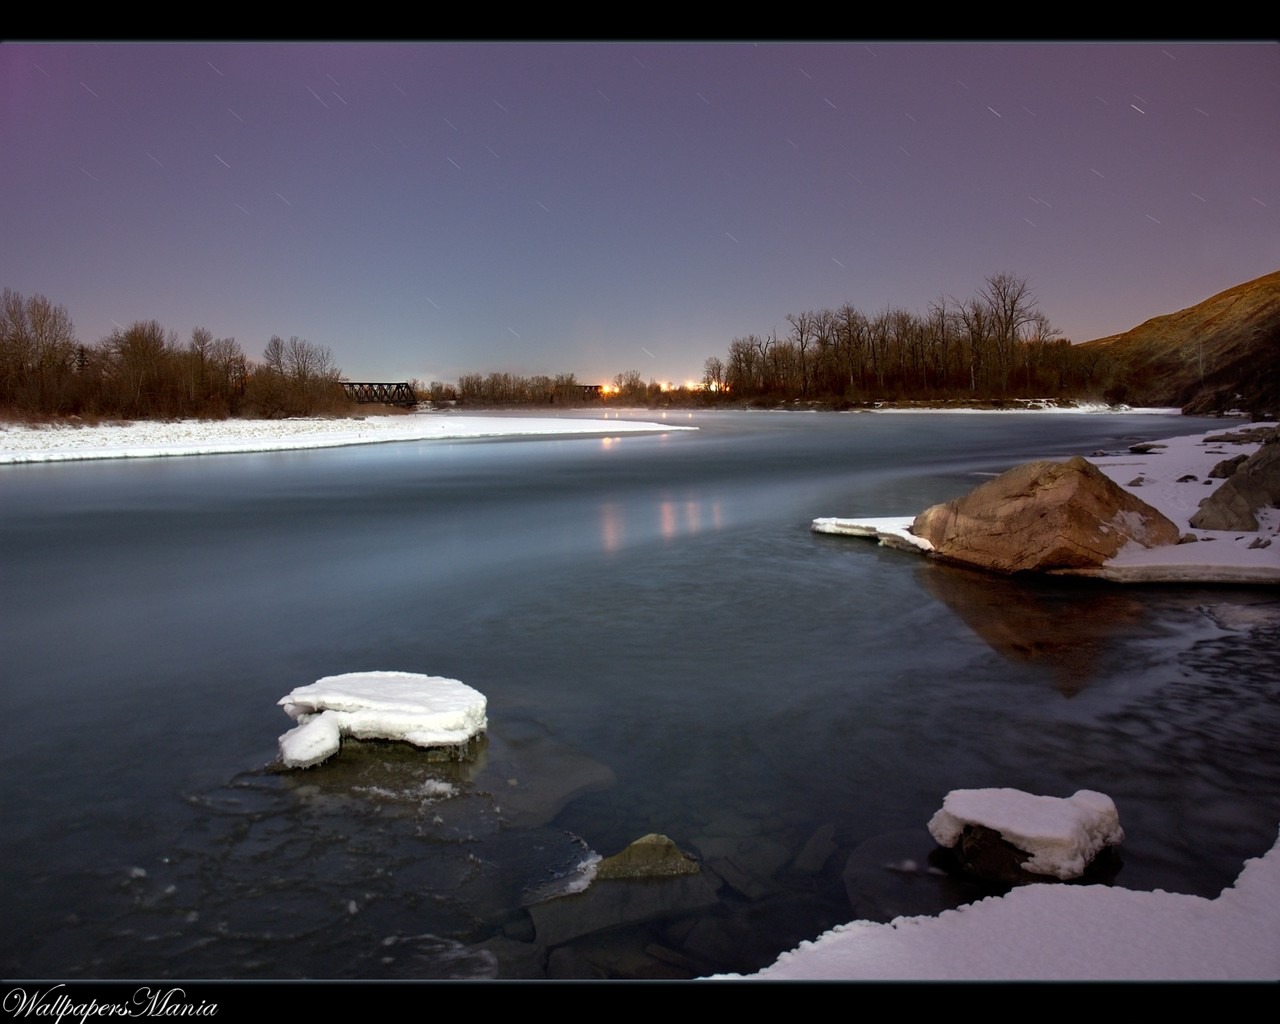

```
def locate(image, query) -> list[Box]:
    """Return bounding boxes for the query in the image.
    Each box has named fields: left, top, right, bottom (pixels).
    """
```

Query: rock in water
left=595, top=834, right=700, bottom=879
left=911, top=456, right=1181, bottom=574
left=928, top=788, right=1124, bottom=884
left=277, top=671, right=487, bottom=769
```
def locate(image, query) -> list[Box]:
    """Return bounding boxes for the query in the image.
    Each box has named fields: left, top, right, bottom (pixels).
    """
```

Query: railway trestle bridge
left=340, top=381, right=419, bottom=407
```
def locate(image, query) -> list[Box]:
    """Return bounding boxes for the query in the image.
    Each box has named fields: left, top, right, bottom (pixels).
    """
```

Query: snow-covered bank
left=0, top=412, right=694, bottom=464
left=714, top=825, right=1280, bottom=980
left=815, top=423, right=1280, bottom=584
left=868, top=402, right=1185, bottom=415
left=717, top=788, right=1277, bottom=981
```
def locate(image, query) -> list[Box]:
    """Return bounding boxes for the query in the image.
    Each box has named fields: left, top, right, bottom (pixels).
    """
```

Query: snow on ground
left=1089, top=424, right=1280, bottom=583
left=870, top=403, right=1183, bottom=415
left=715, top=825, right=1280, bottom=980
left=812, top=422, right=1280, bottom=584
left=927, top=789, right=1124, bottom=881
left=0, top=411, right=694, bottom=464
left=277, top=671, right=487, bottom=769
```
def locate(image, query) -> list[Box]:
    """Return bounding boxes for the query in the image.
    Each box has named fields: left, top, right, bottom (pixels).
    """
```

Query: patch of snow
left=870, top=404, right=1184, bottom=415
left=927, top=788, right=1123, bottom=880
left=1094, top=423, right=1280, bottom=583
left=278, top=671, right=487, bottom=769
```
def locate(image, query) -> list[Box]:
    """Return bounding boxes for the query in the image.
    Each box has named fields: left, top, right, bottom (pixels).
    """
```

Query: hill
left=1078, top=270, right=1280, bottom=416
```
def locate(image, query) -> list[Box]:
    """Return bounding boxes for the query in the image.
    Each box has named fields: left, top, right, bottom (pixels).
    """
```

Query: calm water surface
left=3, top=410, right=1278, bottom=978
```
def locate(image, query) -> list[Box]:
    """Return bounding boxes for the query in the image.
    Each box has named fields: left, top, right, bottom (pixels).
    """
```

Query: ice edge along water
left=0, top=412, right=696, bottom=464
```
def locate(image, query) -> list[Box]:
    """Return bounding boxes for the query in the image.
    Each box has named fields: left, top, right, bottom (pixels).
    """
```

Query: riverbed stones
left=911, top=456, right=1182, bottom=574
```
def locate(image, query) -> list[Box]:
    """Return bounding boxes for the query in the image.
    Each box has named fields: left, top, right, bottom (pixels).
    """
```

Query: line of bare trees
left=706, top=274, right=1115, bottom=403
left=455, top=371, right=587, bottom=405
left=0, top=289, right=349, bottom=420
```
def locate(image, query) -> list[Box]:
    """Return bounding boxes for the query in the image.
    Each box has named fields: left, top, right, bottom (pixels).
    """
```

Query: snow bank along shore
left=714, top=789, right=1279, bottom=981
left=815, top=422, right=1280, bottom=584
left=719, top=827, right=1280, bottom=980
left=0, top=411, right=694, bottom=464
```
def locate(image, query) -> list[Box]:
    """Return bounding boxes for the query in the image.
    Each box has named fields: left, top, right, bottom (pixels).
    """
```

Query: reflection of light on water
left=602, top=497, right=725, bottom=551
left=684, top=500, right=700, bottom=534
left=659, top=497, right=723, bottom=541
left=601, top=502, right=623, bottom=552
left=661, top=500, right=678, bottom=540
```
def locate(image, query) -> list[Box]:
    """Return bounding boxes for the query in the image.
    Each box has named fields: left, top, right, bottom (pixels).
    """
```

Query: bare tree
left=702, top=355, right=725, bottom=392
left=0, top=289, right=78, bottom=412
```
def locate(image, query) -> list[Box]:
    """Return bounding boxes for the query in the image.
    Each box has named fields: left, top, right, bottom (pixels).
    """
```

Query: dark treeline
left=453, top=275, right=1125, bottom=410
left=703, top=274, right=1116, bottom=404
left=6, top=273, right=1128, bottom=421
left=453, top=371, right=584, bottom=405
left=0, top=289, right=350, bottom=420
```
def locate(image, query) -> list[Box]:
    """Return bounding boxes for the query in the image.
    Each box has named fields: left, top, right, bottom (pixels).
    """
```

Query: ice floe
left=277, top=671, right=487, bottom=769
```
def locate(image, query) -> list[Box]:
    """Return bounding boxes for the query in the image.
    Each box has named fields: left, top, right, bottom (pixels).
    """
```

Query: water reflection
left=599, top=496, right=725, bottom=552
left=915, top=561, right=1148, bottom=695
left=658, top=496, right=724, bottom=542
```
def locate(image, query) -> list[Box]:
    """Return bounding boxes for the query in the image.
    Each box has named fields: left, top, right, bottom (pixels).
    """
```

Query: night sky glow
left=3, top=41, right=1276, bottom=386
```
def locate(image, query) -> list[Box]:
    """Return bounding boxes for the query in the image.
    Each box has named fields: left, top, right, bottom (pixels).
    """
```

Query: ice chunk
left=927, top=787, right=1123, bottom=880
left=277, top=671, right=487, bottom=769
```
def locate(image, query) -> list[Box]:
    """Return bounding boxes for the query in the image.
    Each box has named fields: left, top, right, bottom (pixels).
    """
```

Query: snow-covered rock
left=277, top=671, right=487, bottom=769
left=928, top=788, right=1124, bottom=882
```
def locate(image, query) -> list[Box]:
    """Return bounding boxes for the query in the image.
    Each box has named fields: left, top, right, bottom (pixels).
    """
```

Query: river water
left=3, top=409, right=1278, bottom=979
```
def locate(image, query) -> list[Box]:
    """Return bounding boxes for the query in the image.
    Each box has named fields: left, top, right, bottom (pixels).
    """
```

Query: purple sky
left=3, top=41, right=1276, bottom=387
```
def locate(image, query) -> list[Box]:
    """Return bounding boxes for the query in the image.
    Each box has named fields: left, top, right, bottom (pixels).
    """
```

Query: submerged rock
left=911, top=456, right=1181, bottom=574
left=596, top=833, right=700, bottom=880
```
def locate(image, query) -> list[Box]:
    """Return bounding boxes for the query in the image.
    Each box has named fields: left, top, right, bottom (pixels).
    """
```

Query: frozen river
left=3, top=409, right=1278, bottom=979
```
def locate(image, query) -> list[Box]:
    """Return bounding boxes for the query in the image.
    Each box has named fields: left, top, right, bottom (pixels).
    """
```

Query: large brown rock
left=912, top=456, right=1182, bottom=574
